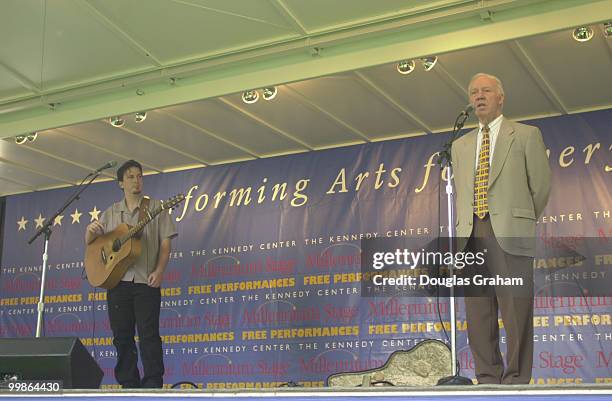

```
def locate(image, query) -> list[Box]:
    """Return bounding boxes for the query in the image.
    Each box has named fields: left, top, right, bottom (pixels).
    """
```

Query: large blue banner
left=1, top=109, right=611, bottom=388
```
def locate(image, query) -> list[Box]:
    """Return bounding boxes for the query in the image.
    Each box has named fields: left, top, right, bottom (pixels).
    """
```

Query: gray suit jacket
left=451, top=117, right=551, bottom=257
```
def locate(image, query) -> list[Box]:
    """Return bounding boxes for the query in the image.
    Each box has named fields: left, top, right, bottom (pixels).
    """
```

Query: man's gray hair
left=468, top=73, right=505, bottom=96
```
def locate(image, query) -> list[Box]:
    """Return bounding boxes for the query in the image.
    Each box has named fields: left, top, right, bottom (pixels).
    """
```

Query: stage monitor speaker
left=0, top=337, right=103, bottom=389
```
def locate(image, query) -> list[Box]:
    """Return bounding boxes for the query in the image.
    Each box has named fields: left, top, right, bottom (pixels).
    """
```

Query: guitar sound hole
left=112, top=239, right=121, bottom=252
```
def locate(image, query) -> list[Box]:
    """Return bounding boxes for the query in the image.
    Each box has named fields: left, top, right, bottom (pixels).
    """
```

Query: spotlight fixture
left=572, top=26, right=593, bottom=42
left=109, top=116, right=125, bottom=127
left=262, top=87, right=277, bottom=101
left=421, top=56, right=438, bottom=71
left=242, top=90, right=259, bottom=104
left=135, top=111, right=147, bottom=123
left=396, top=60, right=415, bottom=75
left=15, top=132, right=37, bottom=144
left=604, top=22, right=612, bottom=38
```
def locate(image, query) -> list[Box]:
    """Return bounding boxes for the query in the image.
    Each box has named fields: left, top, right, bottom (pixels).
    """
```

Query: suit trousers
left=464, top=215, right=534, bottom=384
left=107, top=281, right=164, bottom=388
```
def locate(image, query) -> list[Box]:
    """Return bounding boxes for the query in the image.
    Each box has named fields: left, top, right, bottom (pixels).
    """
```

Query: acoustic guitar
left=85, top=194, right=185, bottom=289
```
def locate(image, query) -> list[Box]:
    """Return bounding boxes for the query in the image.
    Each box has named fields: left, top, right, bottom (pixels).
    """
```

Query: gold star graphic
left=53, top=214, right=64, bottom=226
left=34, top=214, right=45, bottom=229
left=71, top=209, right=83, bottom=224
left=89, top=206, right=101, bottom=221
left=17, top=216, right=28, bottom=231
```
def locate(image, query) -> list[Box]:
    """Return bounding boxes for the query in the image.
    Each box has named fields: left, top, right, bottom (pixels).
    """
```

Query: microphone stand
left=436, top=110, right=473, bottom=385
left=28, top=171, right=102, bottom=338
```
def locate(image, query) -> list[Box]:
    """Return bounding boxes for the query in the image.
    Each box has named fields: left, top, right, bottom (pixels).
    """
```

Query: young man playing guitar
left=85, top=160, right=177, bottom=388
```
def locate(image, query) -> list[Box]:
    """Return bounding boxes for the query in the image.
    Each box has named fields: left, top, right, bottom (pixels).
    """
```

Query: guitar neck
left=119, top=204, right=165, bottom=245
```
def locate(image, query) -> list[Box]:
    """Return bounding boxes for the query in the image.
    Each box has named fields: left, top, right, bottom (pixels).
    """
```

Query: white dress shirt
left=474, top=114, right=504, bottom=170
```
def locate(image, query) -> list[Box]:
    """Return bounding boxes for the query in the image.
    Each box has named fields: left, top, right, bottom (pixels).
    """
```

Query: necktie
left=474, top=125, right=490, bottom=219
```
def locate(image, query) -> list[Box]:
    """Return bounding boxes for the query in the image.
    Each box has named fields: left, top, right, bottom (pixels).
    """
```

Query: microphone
left=438, top=104, right=474, bottom=166
left=94, top=160, right=117, bottom=173
left=460, top=104, right=474, bottom=117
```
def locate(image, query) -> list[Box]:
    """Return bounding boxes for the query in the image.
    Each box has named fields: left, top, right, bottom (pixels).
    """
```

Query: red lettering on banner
left=265, top=257, right=295, bottom=274
left=162, top=270, right=181, bottom=283
left=256, top=360, right=289, bottom=377
left=539, top=233, right=585, bottom=250
left=366, top=299, right=446, bottom=319
left=459, top=349, right=475, bottom=370
left=182, top=361, right=254, bottom=376
left=240, top=306, right=319, bottom=326
left=190, top=261, right=263, bottom=279
left=0, top=324, right=32, bottom=336
left=204, top=312, right=231, bottom=329
left=323, top=304, right=358, bottom=323
left=1, top=278, right=39, bottom=293
left=538, top=351, right=584, bottom=374
left=305, top=251, right=361, bottom=270
left=299, top=356, right=384, bottom=373
left=597, top=352, right=612, bottom=368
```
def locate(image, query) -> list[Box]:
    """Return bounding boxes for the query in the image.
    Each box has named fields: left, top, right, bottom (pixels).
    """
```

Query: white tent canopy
left=0, top=0, right=611, bottom=196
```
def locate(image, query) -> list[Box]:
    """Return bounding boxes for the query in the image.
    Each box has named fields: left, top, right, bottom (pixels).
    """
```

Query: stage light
left=242, top=90, right=259, bottom=104
left=572, top=26, right=593, bottom=42
left=135, top=111, right=147, bottom=123
left=262, top=87, right=277, bottom=101
left=396, top=60, right=415, bottom=75
left=604, top=22, right=612, bottom=38
left=421, top=56, right=438, bottom=71
left=109, top=116, right=125, bottom=127
left=14, top=132, right=37, bottom=144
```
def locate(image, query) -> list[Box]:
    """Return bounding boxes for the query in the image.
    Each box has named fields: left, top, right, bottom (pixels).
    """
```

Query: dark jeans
left=107, top=281, right=164, bottom=388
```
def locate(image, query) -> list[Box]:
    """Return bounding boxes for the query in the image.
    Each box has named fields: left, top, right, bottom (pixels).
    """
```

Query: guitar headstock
left=161, top=193, right=186, bottom=211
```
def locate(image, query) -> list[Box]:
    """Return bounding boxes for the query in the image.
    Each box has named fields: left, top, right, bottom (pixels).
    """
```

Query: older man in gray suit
left=451, top=73, right=551, bottom=384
